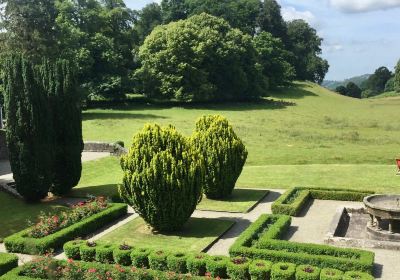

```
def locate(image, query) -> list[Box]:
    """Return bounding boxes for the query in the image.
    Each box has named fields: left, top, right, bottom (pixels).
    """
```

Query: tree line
left=335, top=60, right=400, bottom=99
left=0, top=0, right=329, bottom=102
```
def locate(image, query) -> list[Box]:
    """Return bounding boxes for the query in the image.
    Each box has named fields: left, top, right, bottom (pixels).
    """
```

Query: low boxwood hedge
left=320, top=268, right=344, bottom=280
left=186, top=253, right=208, bottom=276
left=0, top=253, right=18, bottom=276
left=343, top=271, right=375, bottom=280
left=4, top=203, right=127, bottom=255
left=295, top=264, right=320, bottom=280
left=271, top=262, right=296, bottom=280
left=205, top=255, right=229, bottom=278
left=249, top=259, right=272, bottom=280
left=0, top=259, right=205, bottom=280
left=229, top=214, right=374, bottom=274
left=272, top=188, right=374, bottom=217
left=227, top=257, right=251, bottom=280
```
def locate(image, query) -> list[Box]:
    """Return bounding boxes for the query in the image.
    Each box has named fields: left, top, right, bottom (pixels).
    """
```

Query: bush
left=149, top=250, right=169, bottom=271
left=320, top=268, right=344, bottom=280
left=227, top=257, right=250, bottom=280
left=131, top=247, right=151, bottom=268
left=95, top=244, right=115, bottom=264
left=205, top=255, right=229, bottom=278
left=80, top=241, right=97, bottom=262
left=249, top=260, right=272, bottom=280
left=271, top=262, right=296, bottom=280
left=167, top=252, right=188, bottom=273
left=295, top=265, right=320, bottom=280
left=113, top=243, right=133, bottom=266
left=119, top=124, right=203, bottom=232
left=192, top=115, right=247, bottom=199
left=186, top=253, right=208, bottom=276
left=4, top=203, right=127, bottom=255
left=63, top=240, right=85, bottom=259
left=343, top=271, right=374, bottom=280
left=134, top=13, right=265, bottom=102
left=0, top=253, right=18, bottom=276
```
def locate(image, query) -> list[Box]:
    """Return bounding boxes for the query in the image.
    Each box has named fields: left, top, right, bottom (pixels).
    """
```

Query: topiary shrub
left=249, top=260, right=272, bottom=280
left=63, top=240, right=85, bottom=260
left=80, top=241, right=97, bottom=262
left=113, top=243, right=133, bottom=266
left=167, top=252, right=188, bottom=273
left=95, top=244, right=115, bottom=264
left=205, top=255, right=229, bottom=278
left=320, top=268, right=344, bottom=280
left=192, top=115, right=247, bottom=199
left=131, top=248, right=151, bottom=268
left=295, top=265, right=320, bottom=280
left=227, top=257, right=250, bottom=280
left=119, top=124, right=204, bottom=232
left=343, top=271, right=374, bottom=280
left=148, top=250, right=169, bottom=271
left=186, top=253, right=208, bottom=276
left=271, top=262, right=296, bottom=280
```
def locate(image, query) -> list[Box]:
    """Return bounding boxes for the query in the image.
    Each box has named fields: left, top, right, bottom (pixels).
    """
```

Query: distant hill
left=322, top=74, right=371, bottom=90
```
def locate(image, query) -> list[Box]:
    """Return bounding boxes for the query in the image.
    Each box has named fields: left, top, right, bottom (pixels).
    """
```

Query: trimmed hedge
left=320, top=268, right=344, bottom=280
left=271, top=262, right=296, bottom=280
left=113, top=244, right=133, bottom=266
left=186, top=253, right=208, bottom=276
left=4, top=203, right=127, bottom=255
left=167, top=252, right=188, bottom=274
left=0, top=259, right=205, bottom=280
left=295, top=265, right=320, bottom=280
left=206, top=255, right=229, bottom=278
left=343, top=271, right=374, bottom=280
left=0, top=253, right=18, bottom=276
left=229, top=214, right=374, bottom=274
left=272, top=188, right=374, bottom=217
left=148, top=250, right=169, bottom=271
left=131, top=247, right=151, bottom=268
left=249, top=260, right=272, bottom=280
left=227, top=257, right=250, bottom=280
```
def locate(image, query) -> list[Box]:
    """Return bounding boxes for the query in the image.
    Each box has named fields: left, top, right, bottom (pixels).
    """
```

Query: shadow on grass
left=208, top=189, right=268, bottom=203
left=83, top=112, right=168, bottom=121
left=269, top=84, right=318, bottom=99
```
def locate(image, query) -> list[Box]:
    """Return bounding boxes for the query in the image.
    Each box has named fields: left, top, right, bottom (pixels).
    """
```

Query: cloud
left=281, top=6, right=316, bottom=25
left=323, top=43, right=344, bottom=53
left=329, top=0, right=400, bottom=13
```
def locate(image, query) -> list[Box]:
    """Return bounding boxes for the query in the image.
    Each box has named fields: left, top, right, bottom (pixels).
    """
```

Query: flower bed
left=28, top=197, right=109, bottom=238
left=0, top=253, right=18, bottom=276
left=271, top=187, right=375, bottom=217
left=229, top=214, right=375, bottom=274
left=4, top=203, right=127, bottom=255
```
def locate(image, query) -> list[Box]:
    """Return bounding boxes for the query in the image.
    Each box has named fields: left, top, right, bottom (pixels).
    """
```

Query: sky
left=124, top=0, right=400, bottom=81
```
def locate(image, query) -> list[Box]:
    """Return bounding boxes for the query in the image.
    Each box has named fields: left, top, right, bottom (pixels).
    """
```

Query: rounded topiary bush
left=119, top=124, right=204, bottom=232
left=192, top=115, right=247, bottom=199
left=227, top=257, right=250, bottom=280
left=113, top=243, right=133, bottom=266
left=131, top=248, right=151, bottom=268
left=149, top=250, right=169, bottom=271
left=186, top=253, right=208, bottom=276
left=320, top=268, right=344, bottom=280
left=343, top=271, right=374, bottom=280
left=206, top=255, right=229, bottom=278
left=167, top=252, right=188, bottom=273
left=271, top=262, right=296, bottom=280
left=295, top=265, right=320, bottom=280
left=249, top=260, right=272, bottom=280
left=63, top=240, right=85, bottom=260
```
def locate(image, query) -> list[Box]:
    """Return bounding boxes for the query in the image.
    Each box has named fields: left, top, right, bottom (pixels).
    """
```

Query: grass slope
left=99, top=217, right=234, bottom=252
left=83, top=82, right=400, bottom=165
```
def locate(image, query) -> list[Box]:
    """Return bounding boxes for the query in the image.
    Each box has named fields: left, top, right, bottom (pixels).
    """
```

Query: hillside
left=323, top=74, right=371, bottom=90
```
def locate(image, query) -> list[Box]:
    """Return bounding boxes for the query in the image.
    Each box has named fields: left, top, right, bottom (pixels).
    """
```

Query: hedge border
left=0, top=253, right=18, bottom=276
left=4, top=203, right=127, bottom=255
left=271, top=187, right=375, bottom=217
left=229, top=214, right=374, bottom=274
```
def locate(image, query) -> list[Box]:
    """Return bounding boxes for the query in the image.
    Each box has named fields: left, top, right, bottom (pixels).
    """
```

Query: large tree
left=286, top=19, right=329, bottom=83
left=161, top=0, right=187, bottom=23
left=394, top=59, right=400, bottom=92
left=135, top=13, right=266, bottom=102
left=257, top=0, right=288, bottom=43
left=134, top=3, right=163, bottom=44
left=253, top=32, right=295, bottom=88
left=362, top=66, right=392, bottom=97
left=0, top=0, right=58, bottom=60
left=3, top=54, right=53, bottom=201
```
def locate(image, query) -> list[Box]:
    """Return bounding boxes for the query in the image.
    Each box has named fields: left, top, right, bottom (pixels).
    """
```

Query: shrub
left=63, top=240, right=85, bottom=259
left=95, top=244, right=115, bottom=264
left=320, top=268, right=344, bottom=280
left=4, top=203, right=127, bottom=255
left=271, top=189, right=310, bottom=216
left=119, top=124, right=204, bottom=232
left=343, top=271, right=374, bottom=280
left=227, top=257, right=250, bottom=280
left=149, top=250, right=169, bottom=271
left=192, top=115, right=247, bottom=199
left=271, top=262, right=296, bottom=280
left=186, top=253, right=208, bottom=276
left=80, top=241, right=97, bottom=262
left=249, top=260, right=272, bottom=280
left=167, top=252, right=188, bottom=273
left=0, top=253, right=18, bottom=276
left=205, top=255, right=229, bottom=278
left=131, top=247, right=151, bottom=268
left=113, top=243, right=133, bottom=266
left=295, top=265, right=320, bottom=280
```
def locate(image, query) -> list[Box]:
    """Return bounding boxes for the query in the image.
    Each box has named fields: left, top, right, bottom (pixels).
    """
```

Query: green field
left=99, top=217, right=234, bottom=252
left=80, top=82, right=400, bottom=194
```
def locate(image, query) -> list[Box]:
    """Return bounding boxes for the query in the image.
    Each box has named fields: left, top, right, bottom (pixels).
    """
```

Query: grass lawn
left=0, top=191, right=68, bottom=240
left=99, top=217, right=234, bottom=252
left=197, top=189, right=269, bottom=213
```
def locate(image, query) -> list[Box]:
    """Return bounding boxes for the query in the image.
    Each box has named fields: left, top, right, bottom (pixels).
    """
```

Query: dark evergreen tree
left=41, top=60, right=83, bottom=195
left=346, top=82, right=362, bottom=99
left=335, top=85, right=347, bottom=96
left=395, top=59, right=400, bottom=92
left=258, top=0, right=288, bottom=43
left=161, top=0, right=187, bottom=23
left=3, top=54, right=53, bottom=201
